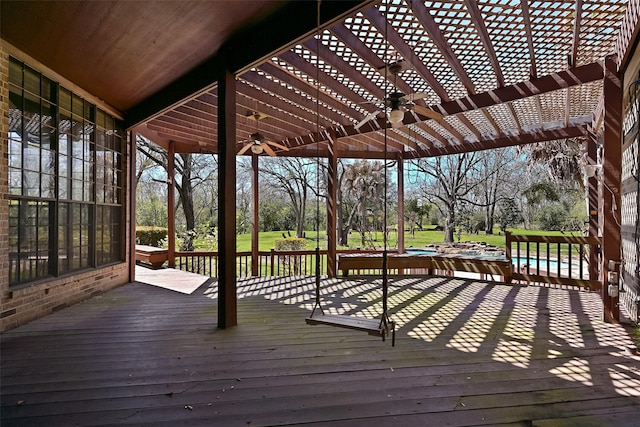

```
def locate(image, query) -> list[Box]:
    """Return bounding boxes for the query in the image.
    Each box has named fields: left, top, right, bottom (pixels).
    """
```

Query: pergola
left=2, top=0, right=632, bottom=328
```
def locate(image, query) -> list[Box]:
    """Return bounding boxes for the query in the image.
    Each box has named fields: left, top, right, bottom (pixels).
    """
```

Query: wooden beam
left=464, top=0, right=522, bottom=132
left=363, top=7, right=450, bottom=102
left=434, top=62, right=603, bottom=116
left=521, top=0, right=538, bottom=79
left=566, top=0, right=583, bottom=127
left=125, top=1, right=372, bottom=128
left=412, top=125, right=588, bottom=158
left=614, top=0, right=640, bottom=69
left=601, top=55, right=622, bottom=323
left=217, top=69, right=237, bottom=329
left=239, top=70, right=348, bottom=126
left=411, top=0, right=475, bottom=91
left=281, top=63, right=603, bottom=151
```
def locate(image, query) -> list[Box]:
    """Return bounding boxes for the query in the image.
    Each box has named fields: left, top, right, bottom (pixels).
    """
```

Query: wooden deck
left=1, top=270, right=639, bottom=426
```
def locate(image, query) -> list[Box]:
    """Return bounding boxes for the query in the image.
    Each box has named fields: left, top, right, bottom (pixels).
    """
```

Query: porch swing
left=305, top=0, right=395, bottom=346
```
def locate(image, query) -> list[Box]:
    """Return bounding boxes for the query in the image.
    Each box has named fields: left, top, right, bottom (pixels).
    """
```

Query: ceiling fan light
left=388, top=108, right=404, bottom=124
left=250, top=143, right=264, bottom=154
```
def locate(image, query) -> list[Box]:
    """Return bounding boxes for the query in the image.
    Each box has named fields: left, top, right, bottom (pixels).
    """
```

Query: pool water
left=405, top=249, right=569, bottom=271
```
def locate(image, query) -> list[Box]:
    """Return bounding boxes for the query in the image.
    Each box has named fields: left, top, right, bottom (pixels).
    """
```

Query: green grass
left=228, top=227, right=580, bottom=252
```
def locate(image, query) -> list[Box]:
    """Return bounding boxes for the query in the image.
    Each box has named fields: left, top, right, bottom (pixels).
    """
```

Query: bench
left=338, top=253, right=513, bottom=283
left=135, top=245, right=168, bottom=269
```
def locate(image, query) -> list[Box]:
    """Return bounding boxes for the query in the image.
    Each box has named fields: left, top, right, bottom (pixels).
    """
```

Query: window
left=8, top=57, right=125, bottom=286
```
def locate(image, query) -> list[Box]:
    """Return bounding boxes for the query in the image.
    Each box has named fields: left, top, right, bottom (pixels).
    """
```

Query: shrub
left=275, top=238, right=307, bottom=275
left=136, top=226, right=168, bottom=247
left=275, top=238, right=307, bottom=251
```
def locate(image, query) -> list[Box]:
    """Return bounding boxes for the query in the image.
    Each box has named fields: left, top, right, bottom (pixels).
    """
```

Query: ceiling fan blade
left=354, top=111, right=380, bottom=130
left=265, top=140, right=289, bottom=151
left=262, top=144, right=276, bottom=157
left=412, top=104, right=444, bottom=121
left=402, top=92, right=429, bottom=102
left=237, top=143, right=252, bottom=155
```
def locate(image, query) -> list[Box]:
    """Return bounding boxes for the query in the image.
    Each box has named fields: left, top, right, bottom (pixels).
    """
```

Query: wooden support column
left=167, top=140, right=176, bottom=268
left=601, top=55, right=622, bottom=323
left=326, top=129, right=338, bottom=278
left=129, top=130, right=137, bottom=282
left=218, top=69, right=237, bottom=329
left=251, top=154, right=259, bottom=276
left=586, top=135, right=599, bottom=283
left=397, top=153, right=405, bottom=254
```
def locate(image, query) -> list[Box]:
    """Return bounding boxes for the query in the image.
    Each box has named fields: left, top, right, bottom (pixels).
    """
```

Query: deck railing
left=175, top=249, right=324, bottom=278
left=174, top=233, right=602, bottom=291
left=175, top=248, right=388, bottom=278
left=505, top=232, right=601, bottom=290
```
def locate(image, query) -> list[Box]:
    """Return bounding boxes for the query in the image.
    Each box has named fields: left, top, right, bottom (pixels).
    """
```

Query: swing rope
left=310, top=0, right=323, bottom=318
left=306, top=0, right=394, bottom=346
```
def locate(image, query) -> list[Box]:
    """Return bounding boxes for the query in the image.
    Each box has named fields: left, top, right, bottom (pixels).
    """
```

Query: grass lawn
left=231, top=227, right=581, bottom=252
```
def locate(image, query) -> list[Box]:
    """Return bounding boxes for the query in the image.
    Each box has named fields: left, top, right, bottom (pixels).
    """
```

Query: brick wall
left=0, top=42, right=131, bottom=332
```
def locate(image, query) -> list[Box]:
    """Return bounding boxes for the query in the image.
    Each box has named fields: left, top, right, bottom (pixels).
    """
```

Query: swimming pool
left=405, top=249, right=569, bottom=271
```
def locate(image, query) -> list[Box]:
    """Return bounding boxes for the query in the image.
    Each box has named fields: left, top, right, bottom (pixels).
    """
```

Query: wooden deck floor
left=2, top=270, right=639, bottom=426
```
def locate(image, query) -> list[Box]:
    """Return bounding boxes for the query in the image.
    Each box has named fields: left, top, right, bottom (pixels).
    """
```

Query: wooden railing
left=175, top=248, right=387, bottom=278
left=175, top=249, right=321, bottom=278
left=173, top=233, right=603, bottom=291
left=505, top=232, right=601, bottom=290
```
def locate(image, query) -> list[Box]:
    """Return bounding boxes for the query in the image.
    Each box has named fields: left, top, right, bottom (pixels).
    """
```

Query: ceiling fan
left=354, top=61, right=444, bottom=130
left=237, top=112, right=289, bottom=156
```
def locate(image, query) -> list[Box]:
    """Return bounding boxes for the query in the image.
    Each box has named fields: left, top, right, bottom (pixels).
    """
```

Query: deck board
left=2, top=272, right=639, bottom=426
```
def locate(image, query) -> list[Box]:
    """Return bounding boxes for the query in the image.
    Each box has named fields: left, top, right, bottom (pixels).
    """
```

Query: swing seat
left=305, top=313, right=395, bottom=345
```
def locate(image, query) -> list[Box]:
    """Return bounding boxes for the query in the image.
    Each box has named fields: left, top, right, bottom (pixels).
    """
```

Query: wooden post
left=586, top=135, right=599, bottom=283
left=601, top=55, right=622, bottom=323
left=167, top=140, right=176, bottom=268
left=397, top=153, right=405, bottom=254
left=129, top=130, right=137, bottom=282
left=326, top=129, right=338, bottom=278
left=218, top=69, right=237, bottom=329
left=251, top=154, right=259, bottom=276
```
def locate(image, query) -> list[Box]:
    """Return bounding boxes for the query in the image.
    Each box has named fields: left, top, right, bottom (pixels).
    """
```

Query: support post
left=601, top=55, right=622, bottom=323
left=326, top=129, right=338, bottom=278
left=251, top=154, right=259, bottom=276
left=129, top=131, right=137, bottom=282
left=218, top=69, right=237, bottom=328
left=397, top=153, right=405, bottom=254
left=586, top=134, right=599, bottom=283
left=167, top=140, right=176, bottom=268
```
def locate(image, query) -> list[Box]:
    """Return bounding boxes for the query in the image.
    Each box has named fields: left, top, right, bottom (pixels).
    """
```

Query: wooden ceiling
left=2, top=0, right=629, bottom=159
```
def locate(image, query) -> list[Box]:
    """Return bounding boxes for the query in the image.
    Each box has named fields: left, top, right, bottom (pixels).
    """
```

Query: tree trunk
left=444, top=206, right=455, bottom=242
left=485, top=204, right=495, bottom=235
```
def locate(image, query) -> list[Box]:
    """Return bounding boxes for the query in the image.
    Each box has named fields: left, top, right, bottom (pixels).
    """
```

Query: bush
left=274, top=238, right=307, bottom=251
left=275, top=238, right=307, bottom=275
left=136, top=226, right=168, bottom=247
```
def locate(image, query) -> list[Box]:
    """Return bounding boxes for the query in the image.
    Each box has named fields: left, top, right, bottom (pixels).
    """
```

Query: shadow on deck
left=1, top=269, right=639, bottom=426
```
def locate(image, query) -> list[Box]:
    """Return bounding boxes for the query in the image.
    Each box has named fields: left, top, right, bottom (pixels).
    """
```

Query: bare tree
left=136, top=136, right=217, bottom=248
left=476, top=148, right=522, bottom=234
left=412, top=153, right=482, bottom=242
left=259, top=157, right=319, bottom=238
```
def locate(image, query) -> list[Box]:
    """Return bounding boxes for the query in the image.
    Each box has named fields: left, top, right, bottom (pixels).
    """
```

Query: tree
left=496, top=198, right=523, bottom=233
left=259, top=157, right=320, bottom=238
left=405, top=198, right=431, bottom=237
left=136, top=136, right=217, bottom=249
left=412, top=153, right=482, bottom=242
left=476, top=148, right=521, bottom=234
left=341, top=160, right=387, bottom=248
